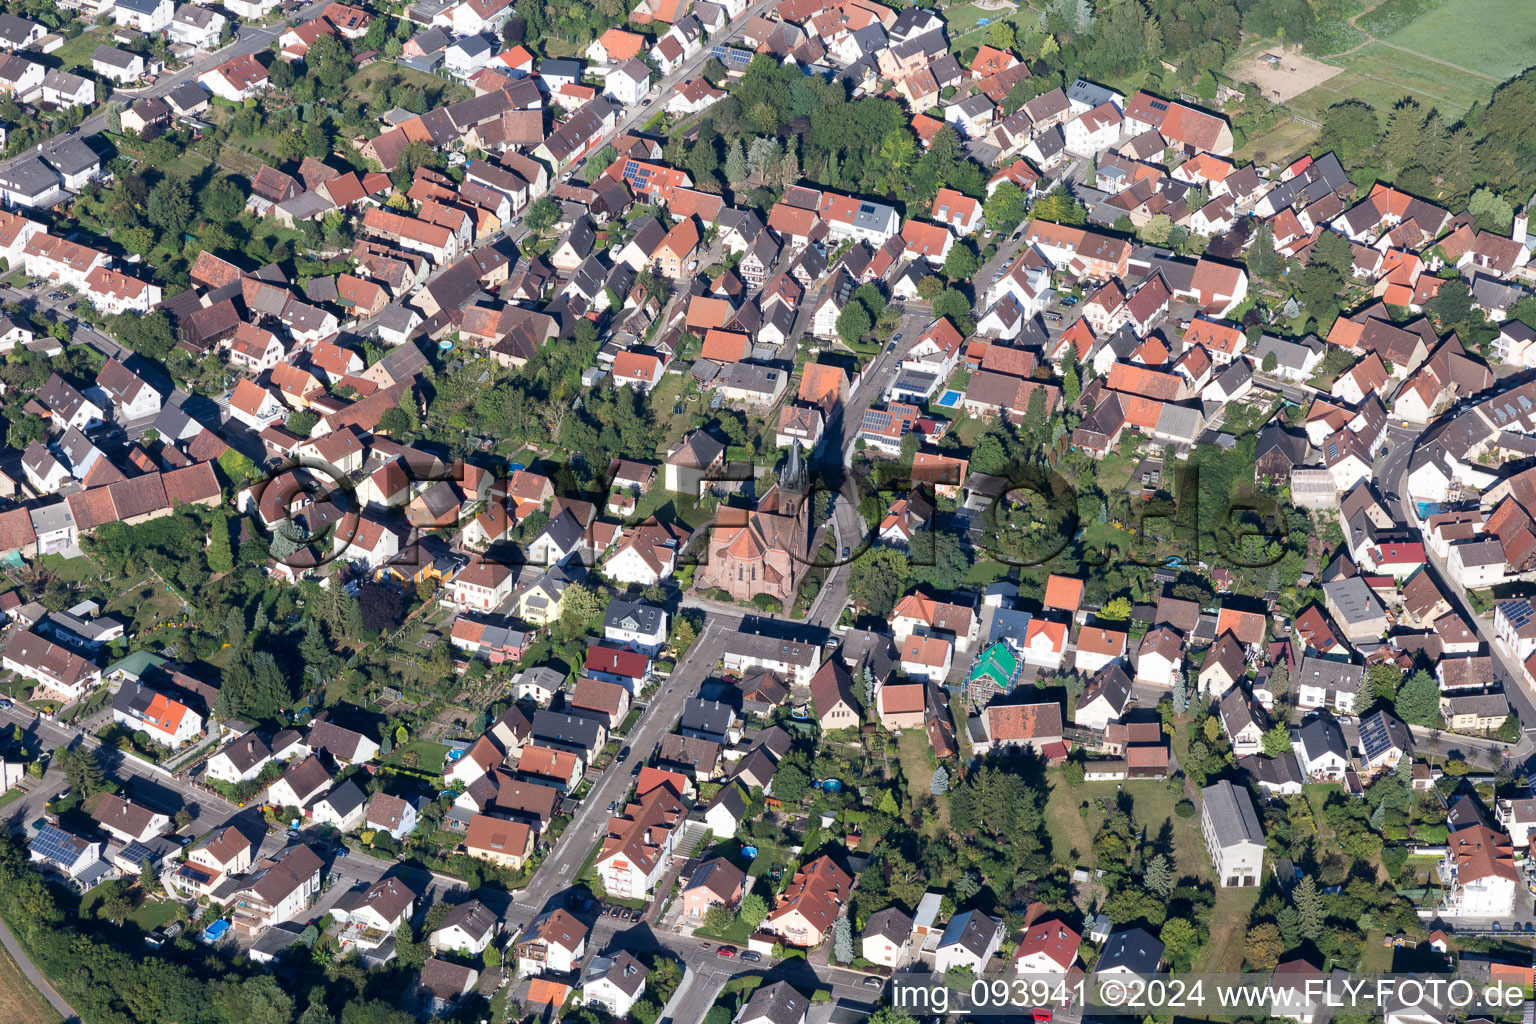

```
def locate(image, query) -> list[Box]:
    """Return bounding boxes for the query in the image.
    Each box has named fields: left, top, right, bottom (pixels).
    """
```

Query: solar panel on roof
left=30, top=825, right=83, bottom=865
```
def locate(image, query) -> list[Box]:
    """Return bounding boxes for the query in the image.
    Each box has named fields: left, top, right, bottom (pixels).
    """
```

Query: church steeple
left=782, top=442, right=808, bottom=496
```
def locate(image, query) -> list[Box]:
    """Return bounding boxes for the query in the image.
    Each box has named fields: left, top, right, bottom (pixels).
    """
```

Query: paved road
left=0, top=701, right=240, bottom=828
left=0, top=914, right=78, bottom=1023
left=503, top=609, right=744, bottom=935
left=1391, top=428, right=1536, bottom=770
left=3, top=5, right=334, bottom=181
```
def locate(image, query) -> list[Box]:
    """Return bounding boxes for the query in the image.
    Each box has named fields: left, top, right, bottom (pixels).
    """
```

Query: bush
left=1174, top=799, right=1196, bottom=818
left=750, top=594, right=782, bottom=612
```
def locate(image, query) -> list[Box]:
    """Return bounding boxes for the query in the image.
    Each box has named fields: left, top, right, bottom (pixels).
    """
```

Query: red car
left=1032, top=1010, right=1052, bottom=1023
left=716, top=946, right=737, bottom=958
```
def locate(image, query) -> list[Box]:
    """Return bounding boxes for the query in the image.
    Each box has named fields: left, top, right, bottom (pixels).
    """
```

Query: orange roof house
left=798, top=362, right=848, bottom=409
left=1043, top=574, right=1085, bottom=613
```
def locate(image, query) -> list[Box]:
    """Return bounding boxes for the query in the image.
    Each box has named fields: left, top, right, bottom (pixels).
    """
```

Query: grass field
left=1289, top=42, right=1493, bottom=117
left=1044, top=777, right=1207, bottom=879
left=0, top=942, right=58, bottom=1024
left=896, top=729, right=949, bottom=829
left=1282, top=0, right=1529, bottom=120
left=1191, top=887, right=1261, bottom=972
left=1384, top=0, right=1536, bottom=80
left=1237, top=116, right=1321, bottom=165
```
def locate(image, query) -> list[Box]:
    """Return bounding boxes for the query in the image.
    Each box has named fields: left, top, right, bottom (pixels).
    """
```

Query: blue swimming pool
left=937, top=389, right=963, bottom=408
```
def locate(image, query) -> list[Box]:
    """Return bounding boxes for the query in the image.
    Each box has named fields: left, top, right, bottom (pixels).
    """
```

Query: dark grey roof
left=1200, top=779, right=1264, bottom=847
left=1238, top=751, right=1303, bottom=789
left=43, top=137, right=100, bottom=177
left=938, top=909, right=1000, bottom=958
left=680, top=697, right=733, bottom=738
left=739, top=981, right=809, bottom=1024
left=316, top=778, right=367, bottom=817
left=1297, top=716, right=1347, bottom=763
left=0, top=156, right=60, bottom=196
left=1358, top=708, right=1411, bottom=762
left=603, top=599, right=664, bottom=636
left=530, top=710, right=604, bottom=754
left=1295, top=656, right=1363, bottom=694
left=1099, top=926, right=1164, bottom=975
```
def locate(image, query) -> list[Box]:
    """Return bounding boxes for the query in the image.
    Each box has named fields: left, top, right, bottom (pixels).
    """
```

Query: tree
left=983, top=181, right=1029, bottom=235
left=1468, top=188, right=1515, bottom=232
left=1140, top=213, right=1173, bottom=245
left=846, top=547, right=909, bottom=617
left=1429, top=278, right=1472, bottom=326
left=1160, top=917, right=1199, bottom=969
left=942, top=239, right=978, bottom=282
left=1293, top=874, right=1323, bottom=940
left=147, top=176, right=193, bottom=236
left=1262, top=722, right=1293, bottom=755
left=739, top=891, right=768, bottom=929
left=1321, top=100, right=1379, bottom=159
left=833, top=914, right=854, bottom=962
left=559, top=583, right=604, bottom=635
left=703, top=904, right=733, bottom=934
left=929, top=765, right=949, bottom=794
left=524, top=196, right=559, bottom=234
left=63, top=743, right=107, bottom=798
left=1100, top=596, right=1131, bottom=620
left=1312, top=229, right=1354, bottom=278
left=206, top=516, right=234, bottom=574
left=835, top=302, right=872, bottom=344
left=1144, top=853, right=1171, bottom=900
left=1248, top=224, right=1279, bottom=279
left=1062, top=360, right=1080, bottom=405
left=1034, top=187, right=1086, bottom=226
left=377, top=393, right=419, bottom=437
left=1367, top=663, right=1403, bottom=701
left=357, top=581, right=405, bottom=633
left=1245, top=921, right=1284, bottom=970
left=724, top=139, right=748, bottom=184
left=1394, top=669, right=1441, bottom=726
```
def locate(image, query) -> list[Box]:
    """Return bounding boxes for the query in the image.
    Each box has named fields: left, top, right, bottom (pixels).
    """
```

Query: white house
left=1441, top=825, right=1516, bottom=917
left=429, top=899, right=500, bottom=955
left=1296, top=717, right=1349, bottom=781
left=114, top=0, right=173, bottom=33
left=1200, top=780, right=1265, bottom=887
left=605, top=58, right=650, bottom=105
left=515, top=908, right=587, bottom=976
left=1014, top=917, right=1081, bottom=975
left=364, top=792, right=418, bottom=841
left=603, top=600, right=667, bottom=657
left=1294, top=657, right=1364, bottom=714
left=1134, top=627, right=1183, bottom=687
left=581, top=951, right=649, bottom=1018
left=933, top=910, right=1003, bottom=974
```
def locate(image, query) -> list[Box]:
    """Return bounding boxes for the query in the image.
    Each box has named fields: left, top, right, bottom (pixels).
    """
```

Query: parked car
left=740, top=951, right=761, bottom=962
left=716, top=946, right=736, bottom=957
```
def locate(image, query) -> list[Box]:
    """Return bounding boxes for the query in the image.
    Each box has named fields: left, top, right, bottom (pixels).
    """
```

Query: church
left=695, top=446, right=812, bottom=604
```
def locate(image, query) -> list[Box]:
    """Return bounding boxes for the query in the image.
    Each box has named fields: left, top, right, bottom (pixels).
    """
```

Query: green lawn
left=1191, top=887, right=1261, bottom=972
left=895, top=729, right=948, bottom=830
left=1044, top=776, right=1206, bottom=878
left=387, top=740, right=451, bottom=775
left=1383, top=0, right=1536, bottom=80
left=34, top=553, right=101, bottom=583
left=51, top=28, right=110, bottom=75
left=1290, top=42, right=1495, bottom=118
left=1238, top=116, right=1322, bottom=166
